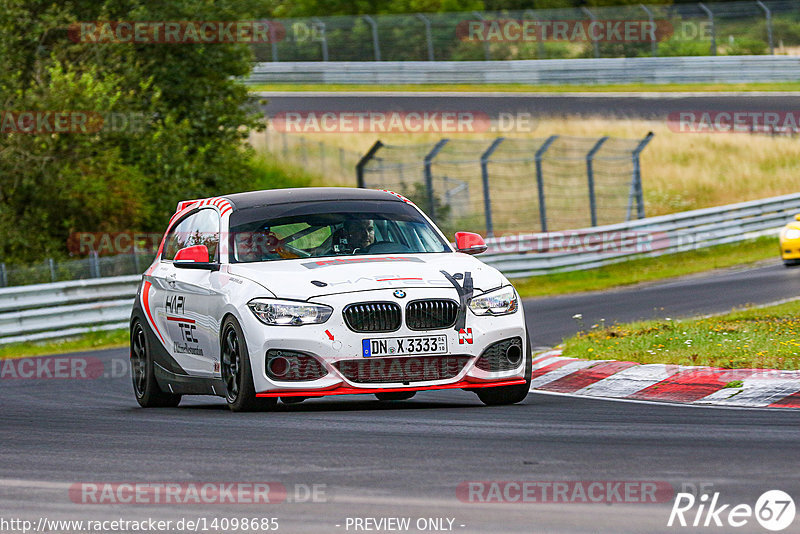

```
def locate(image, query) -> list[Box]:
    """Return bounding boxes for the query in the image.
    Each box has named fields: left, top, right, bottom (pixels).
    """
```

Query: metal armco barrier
left=247, top=56, right=800, bottom=85
left=1, top=193, right=798, bottom=345
left=0, top=275, right=139, bottom=345
left=480, top=192, right=800, bottom=278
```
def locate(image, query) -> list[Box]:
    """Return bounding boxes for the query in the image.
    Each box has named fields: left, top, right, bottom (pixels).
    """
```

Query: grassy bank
left=249, top=81, right=800, bottom=93
left=561, top=299, right=800, bottom=370
left=513, top=236, right=779, bottom=298
left=0, top=329, right=129, bottom=360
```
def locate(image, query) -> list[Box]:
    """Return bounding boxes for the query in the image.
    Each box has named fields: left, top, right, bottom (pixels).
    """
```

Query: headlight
left=469, top=286, right=518, bottom=316
left=248, top=299, right=333, bottom=326
left=784, top=228, right=800, bottom=241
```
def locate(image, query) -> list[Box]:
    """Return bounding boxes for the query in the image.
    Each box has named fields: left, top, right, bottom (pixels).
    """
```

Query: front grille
left=406, top=299, right=459, bottom=330
left=474, top=337, right=524, bottom=372
left=343, top=302, right=402, bottom=333
left=334, top=355, right=471, bottom=384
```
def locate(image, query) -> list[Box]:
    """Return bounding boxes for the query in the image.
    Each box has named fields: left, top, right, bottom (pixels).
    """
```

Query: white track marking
left=572, top=364, right=682, bottom=398
left=529, top=360, right=599, bottom=389
left=695, top=379, right=800, bottom=407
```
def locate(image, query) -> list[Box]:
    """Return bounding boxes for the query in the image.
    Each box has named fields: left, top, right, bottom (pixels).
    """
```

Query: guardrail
left=0, top=275, right=139, bottom=345
left=480, top=192, right=799, bottom=278
left=1, top=193, right=798, bottom=345
left=246, top=56, right=800, bottom=85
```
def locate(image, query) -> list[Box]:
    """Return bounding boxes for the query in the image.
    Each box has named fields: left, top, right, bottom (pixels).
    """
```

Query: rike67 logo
left=668, top=490, right=796, bottom=531
left=458, top=328, right=473, bottom=345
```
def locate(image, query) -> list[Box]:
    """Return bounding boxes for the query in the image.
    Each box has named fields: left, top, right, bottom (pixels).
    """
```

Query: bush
left=725, top=37, right=768, bottom=56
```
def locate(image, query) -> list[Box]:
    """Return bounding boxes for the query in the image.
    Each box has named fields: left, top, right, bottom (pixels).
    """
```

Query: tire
left=375, top=391, right=416, bottom=401
left=476, top=333, right=532, bottom=406
left=783, top=259, right=800, bottom=267
left=130, top=320, right=182, bottom=408
left=220, top=316, right=277, bottom=412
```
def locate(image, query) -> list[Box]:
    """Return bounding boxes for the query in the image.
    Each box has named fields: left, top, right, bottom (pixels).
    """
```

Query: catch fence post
left=535, top=135, right=559, bottom=233
left=423, top=139, right=450, bottom=222
left=480, top=137, right=505, bottom=237
left=586, top=136, right=609, bottom=227
left=356, top=140, right=384, bottom=188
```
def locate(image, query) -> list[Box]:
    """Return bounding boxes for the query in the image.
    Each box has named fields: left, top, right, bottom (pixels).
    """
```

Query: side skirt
left=154, top=362, right=227, bottom=397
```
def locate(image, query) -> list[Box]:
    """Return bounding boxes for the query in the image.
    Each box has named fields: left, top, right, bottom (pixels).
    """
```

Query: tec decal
left=165, top=295, right=203, bottom=356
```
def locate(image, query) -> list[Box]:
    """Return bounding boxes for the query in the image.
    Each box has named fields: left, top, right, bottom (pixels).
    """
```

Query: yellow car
left=780, top=214, right=800, bottom=266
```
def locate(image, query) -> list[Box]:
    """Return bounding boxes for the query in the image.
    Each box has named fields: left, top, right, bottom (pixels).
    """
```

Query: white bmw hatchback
left=130, top=188, right=531, bottom=411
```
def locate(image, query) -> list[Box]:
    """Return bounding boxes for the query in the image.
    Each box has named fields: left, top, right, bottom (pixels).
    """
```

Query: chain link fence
left=356, top=135, right=653, bottom=236
left=252, top=1, right=800, bottom=63
left=252, top=130, right=363, bottom=185
left=2, top=134, right=651, bottom=287
left=0, top=253, right=155, bottom=288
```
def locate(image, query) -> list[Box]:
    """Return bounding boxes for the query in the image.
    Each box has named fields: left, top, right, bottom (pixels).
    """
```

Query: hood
left=225, top=253, right=506, bottom=300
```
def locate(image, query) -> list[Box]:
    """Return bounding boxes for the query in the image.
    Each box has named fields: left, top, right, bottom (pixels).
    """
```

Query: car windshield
left=228, top=199, right=451, bottom=263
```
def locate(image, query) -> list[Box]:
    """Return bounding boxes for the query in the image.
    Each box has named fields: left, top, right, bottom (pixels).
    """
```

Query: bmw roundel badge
left=393, top=290, right=406, bottom=298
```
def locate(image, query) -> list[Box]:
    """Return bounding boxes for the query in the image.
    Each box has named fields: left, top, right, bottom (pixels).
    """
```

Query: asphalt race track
left=2, top=262, right=800, bottom=533
left=257, top=91, right=800, bottom=119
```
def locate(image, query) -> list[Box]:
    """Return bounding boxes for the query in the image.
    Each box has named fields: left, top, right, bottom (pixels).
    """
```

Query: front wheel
left=130, top=320, right=181, bottom=408
left=220, top=317, right=277, bottom=412
left=475, top=334, right=532, bottom=406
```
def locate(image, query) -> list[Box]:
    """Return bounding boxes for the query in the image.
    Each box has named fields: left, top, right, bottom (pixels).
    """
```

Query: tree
left=0, top=0, right=267, bottom=263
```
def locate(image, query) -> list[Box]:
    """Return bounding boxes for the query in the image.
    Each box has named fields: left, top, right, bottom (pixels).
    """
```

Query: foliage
left=0, top=0, right=274, bottom=264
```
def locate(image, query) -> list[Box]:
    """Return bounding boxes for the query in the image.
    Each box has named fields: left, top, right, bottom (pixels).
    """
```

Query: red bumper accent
left=256, top=378, right=527, bottom=398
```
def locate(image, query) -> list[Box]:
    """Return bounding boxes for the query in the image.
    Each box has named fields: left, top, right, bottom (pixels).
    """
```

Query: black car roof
left=222, top=187, right=401, bottom=211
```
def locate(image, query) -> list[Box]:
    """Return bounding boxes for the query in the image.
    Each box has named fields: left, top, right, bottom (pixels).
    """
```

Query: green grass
left=248, top=81, right=800, bottom=93
left=561, top=299, right=800, bottom=370
left=513, top=236, right=779, bottom=298
left=0, top=329, right=128, bottom=360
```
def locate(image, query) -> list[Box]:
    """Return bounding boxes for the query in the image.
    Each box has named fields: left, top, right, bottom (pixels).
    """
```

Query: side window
left=162, top=209, right=220, bottom=261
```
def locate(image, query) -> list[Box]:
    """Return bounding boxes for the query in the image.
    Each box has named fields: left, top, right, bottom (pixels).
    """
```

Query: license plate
left=362, top=335, right=448, bottom=357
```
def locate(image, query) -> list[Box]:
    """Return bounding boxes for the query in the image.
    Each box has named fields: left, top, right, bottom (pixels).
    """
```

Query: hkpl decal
left=458, top=328, right=473, bottom=344
left=441, top=270, right=473, bottom=331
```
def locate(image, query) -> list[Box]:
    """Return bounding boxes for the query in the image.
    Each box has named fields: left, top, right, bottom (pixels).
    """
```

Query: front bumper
left=238, top=287, right=528, bottom=396
left=780, top=237, right=800, bottom=260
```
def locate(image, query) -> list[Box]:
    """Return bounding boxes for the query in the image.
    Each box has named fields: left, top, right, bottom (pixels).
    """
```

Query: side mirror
left=174, top=245, right=219, bottom=271
left=794, top=214, right=800, bottom=222
left=455, top=232, right=488, bottom=255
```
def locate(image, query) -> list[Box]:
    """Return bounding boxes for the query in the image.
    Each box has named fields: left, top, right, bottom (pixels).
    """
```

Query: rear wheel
left=375, top=391, right=416, bottom=401
left=476, top=333, right=532, bottom=406
left=130, top=320, right=181, bottom=408
left=221, top=317, right=277, bottom=412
